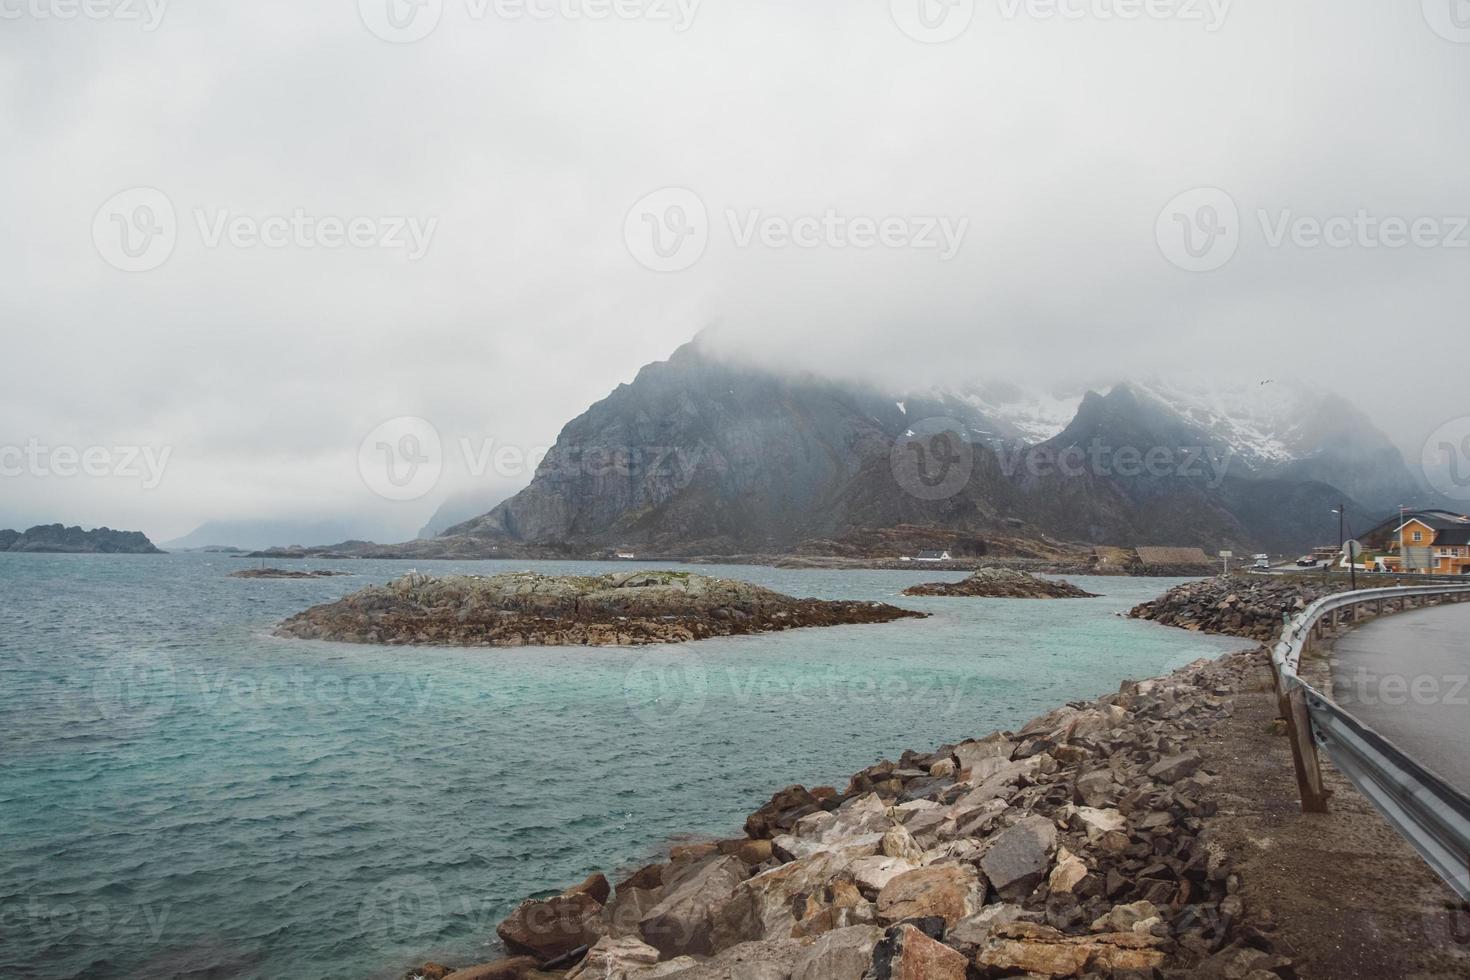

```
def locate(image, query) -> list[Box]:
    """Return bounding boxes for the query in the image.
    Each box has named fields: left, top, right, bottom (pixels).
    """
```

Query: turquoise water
left=0, top=554, right=1244, bottom=980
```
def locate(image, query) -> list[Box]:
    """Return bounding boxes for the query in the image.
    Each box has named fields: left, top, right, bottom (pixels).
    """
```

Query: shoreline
left=399, top=644, right=1290, bottom=979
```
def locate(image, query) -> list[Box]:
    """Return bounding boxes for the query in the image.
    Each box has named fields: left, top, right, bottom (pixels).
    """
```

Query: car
left=1295, top=556, right=1319, bottom=567
left=1253, top=554, right=1271, bottom=569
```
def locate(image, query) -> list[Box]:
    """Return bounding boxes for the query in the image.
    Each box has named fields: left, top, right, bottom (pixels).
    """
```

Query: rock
left=1048, top=847, right=1088, bottom=894
left=276, top=571, right=927, bottom=647
left=791, top=925, right=884, bottom=980
left=565, top=936, right=660, bottom=979
left=406, top=963, right=453, bottom=980
left=952, top=734, right=1013, bottom=776
left=903, top=568, right=1099, bottom=599
left=711, top=850, right=858, bottom=948
left=1148, top=750, right=1203, bottom=783
left=879, top=825, right=924, bottom=863
left=441, top=959, right=541, bottom=980
left=1072, top=806, right=1126, bottom=842
left=639, top=855, right=748, bottom=956
left=945, top=904, right=1034, bottom=955
left=979, top=815, right=1057, bottom=901
left=496, top=889, right=604, bottom=962
left=1090, top=900, right=1160, bottom=933
left=875, top=865, right=985, bottom=927
left=747, top=786, right=821, bottom=839
left=849, top=856, right=919, bottom=896
left=928, top=758, right=956, bottom=778
left=791, top=876, right=878, bottom=938
left=717, top=838, right=774, bottom=866
left=568, top=873, right=612, bottom=905
left=864, top=923, right=968, bottom=980
left=602, top=886, right=662, bottom=938
left=645, top=939, right=805, bottom=980
left=974, top=922, right=1165, bottom=976
left=1073, top=770, right=1117, bottom=808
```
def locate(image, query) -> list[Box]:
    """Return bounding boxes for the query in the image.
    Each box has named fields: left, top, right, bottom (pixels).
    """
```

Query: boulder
left=746, top=785, right=821, bottom=839
left=565, top=936, right=660, bottom=980
left=864, top=923, right=968, bottom=980
left=441, top=959, right=541, bottom=980
left=1148, top=750, right=1202, bottom=784
left=567, top=872, right=612, bottom=906
left=1047, top=847, right=1088, bottom=894
left=602, top=886, right=662, bottom=938
left=1072, top=806, right=1126, bottom=842
left=973, top=921, right=1165, bottom=977
left=944, top=904, right=1034, bottom=955
left=639, top=855, right=748, bottom=956
left=1090, top=900, right=1159, bottom=933
left=879, top=825, right=924, bottom=863
left=952, top=734, right=1013, bottom=776
left=791, top=924, right=883, bottom=980
left=496, top=890, right=604, bottom=962
left=979, top=815, right=1057, bottom=901
left=848, top=856, right=919, bottom=896
left=646, top=939, right=806, bottom=980
left=875, top=865, right=985, bottom=927
left=711, top=850, right=857, bottom=948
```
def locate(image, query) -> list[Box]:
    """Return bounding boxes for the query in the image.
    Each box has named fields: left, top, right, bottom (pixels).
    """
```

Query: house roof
left=916, top=549, right=950, bottom=558
left=1436, top=527, right=1470, bottom=546
left=1135, top=546, right=1212, bottom=566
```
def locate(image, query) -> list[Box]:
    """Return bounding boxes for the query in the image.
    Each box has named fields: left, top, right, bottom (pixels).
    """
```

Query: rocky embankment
left=1126, top=576, right=1353, bottom=642
left=404, top=649, right=1292, bottom=980
left=275, top=571, right=925, bottom=647
left=228, top=568, right=353, bottom=579
left=903, top=569, right=1099, bottom=599
left=0, top=524, right=162, bottom=554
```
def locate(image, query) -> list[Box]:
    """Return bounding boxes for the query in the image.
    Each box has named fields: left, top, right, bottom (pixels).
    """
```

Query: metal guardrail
left=1268, top=583, right=1470, bottom=901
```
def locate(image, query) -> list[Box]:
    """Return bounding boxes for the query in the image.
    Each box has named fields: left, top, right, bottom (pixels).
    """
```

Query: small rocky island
left=903, top=568, right=1099, bottom=599
left=229, top=567, right=353, bottom=579
left=275, top=570, right=926, bottom=647
left=0, top=524, right=162, bottom=554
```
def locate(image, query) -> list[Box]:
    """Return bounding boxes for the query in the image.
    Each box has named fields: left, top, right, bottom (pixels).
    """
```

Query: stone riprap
left=904, top=568, right=1099, bottom=599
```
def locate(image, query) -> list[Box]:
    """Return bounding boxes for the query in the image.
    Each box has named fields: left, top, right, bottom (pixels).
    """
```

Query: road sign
left=1219, top=550, right=1234, bottom=558
left=1342, top=539, right=1363, bottom=560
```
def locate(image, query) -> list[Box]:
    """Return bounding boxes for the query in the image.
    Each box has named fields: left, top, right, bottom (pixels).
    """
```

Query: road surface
left=1331, top=600, right=1470, bottom=792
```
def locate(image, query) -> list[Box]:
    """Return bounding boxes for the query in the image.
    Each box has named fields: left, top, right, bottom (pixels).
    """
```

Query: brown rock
left=868, top=923, right=968, bottom=980
left=875, top=865, right=985, bottom=927
left=639, top=855, right=748, bottom=956
left=442, top=958, right=541, bottom=980
left=567, top=872, right=611, bottom=905
left=496, top=890, right=603, bottom=962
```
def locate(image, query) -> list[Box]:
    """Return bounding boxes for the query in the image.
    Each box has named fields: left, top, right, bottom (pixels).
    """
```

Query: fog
left=2, top=0, right=1467, bottom=542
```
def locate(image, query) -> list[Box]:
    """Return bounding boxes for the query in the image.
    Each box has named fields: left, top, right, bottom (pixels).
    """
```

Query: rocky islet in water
left=274, top=570, right=927, bottom=647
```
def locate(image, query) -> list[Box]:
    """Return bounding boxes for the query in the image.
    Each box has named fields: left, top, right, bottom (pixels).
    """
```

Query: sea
left=0, top=553, right=1245, bottom=979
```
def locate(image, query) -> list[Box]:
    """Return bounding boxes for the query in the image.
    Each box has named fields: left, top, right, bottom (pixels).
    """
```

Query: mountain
left=443, top=338, right=1409, bottom=555
left=0, top=524, right=163, bottom=554
left=163, top=519, right=394, bottom=552
left=417, top=489, right=510, bottom=539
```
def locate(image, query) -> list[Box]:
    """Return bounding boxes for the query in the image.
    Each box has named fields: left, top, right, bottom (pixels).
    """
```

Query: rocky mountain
left=442, top=338, right=1416, bottom=555
left=417, top=489, right=510, bottom=539
left=163, top=518, right=406, bottom=552
left=0, top=524, right=163, bottom=554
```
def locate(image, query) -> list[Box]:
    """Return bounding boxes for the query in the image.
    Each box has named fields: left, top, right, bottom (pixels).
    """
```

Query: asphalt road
left=1331, top=600, right=1470, bottom=792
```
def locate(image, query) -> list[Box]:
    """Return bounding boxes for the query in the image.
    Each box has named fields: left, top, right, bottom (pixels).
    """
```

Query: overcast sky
left=3, top=0, right=1468, bottom=542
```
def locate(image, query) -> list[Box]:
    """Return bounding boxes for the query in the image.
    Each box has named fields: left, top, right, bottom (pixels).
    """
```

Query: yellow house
left=1383, top=516, right=1470, bottom=575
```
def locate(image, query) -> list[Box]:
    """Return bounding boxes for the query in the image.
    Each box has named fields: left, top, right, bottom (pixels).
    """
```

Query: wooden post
left=1285, top=686, right=1330, bottom=813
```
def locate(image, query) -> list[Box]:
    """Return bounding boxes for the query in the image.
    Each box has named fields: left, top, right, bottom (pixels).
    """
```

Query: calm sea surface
left=0, top=553, right=1244, bottom=979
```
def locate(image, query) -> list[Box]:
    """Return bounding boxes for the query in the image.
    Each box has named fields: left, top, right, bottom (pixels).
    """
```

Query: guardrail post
left=1285, top=687, right=1330, bottom=813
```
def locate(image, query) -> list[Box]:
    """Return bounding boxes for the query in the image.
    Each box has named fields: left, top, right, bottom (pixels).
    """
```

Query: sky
left=2, top=0, right=1468, bottom=544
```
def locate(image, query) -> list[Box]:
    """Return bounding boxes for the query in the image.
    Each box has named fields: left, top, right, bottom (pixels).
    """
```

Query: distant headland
left=0, top=524, right=163, bottom=554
